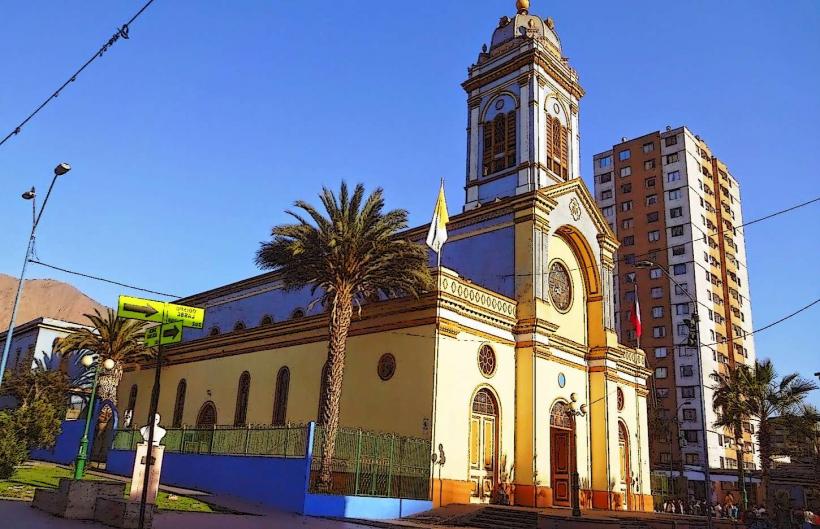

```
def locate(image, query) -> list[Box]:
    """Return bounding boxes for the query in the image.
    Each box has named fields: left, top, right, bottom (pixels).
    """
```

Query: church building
left=119, top=0, right=653, bottom=511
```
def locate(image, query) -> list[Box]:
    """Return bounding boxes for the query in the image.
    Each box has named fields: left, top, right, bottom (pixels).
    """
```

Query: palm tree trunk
left=317, top=291, right=353, bottom=490
left=759, top=420, right=773, bottom=513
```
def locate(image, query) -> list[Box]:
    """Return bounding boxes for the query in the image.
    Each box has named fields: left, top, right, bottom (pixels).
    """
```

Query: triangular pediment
left=538, top=178, right=618, bottom=244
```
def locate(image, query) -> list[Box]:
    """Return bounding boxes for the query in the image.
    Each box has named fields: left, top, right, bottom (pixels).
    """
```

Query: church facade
left=119, top=1, right=653, bottom=511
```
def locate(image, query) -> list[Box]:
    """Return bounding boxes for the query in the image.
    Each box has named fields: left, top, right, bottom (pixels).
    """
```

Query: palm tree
left=712, top=359, right=819, bottom=511
left=57, top=308, right=151, bottom=407
left=255, top=182, right=431, bottom=489
left=712, top=365, right=752, bottom=505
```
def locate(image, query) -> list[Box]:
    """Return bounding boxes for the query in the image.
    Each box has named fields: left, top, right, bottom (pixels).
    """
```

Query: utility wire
left=0, top=0, right=158, bottom=149
left=499, top=195, right=820, bottom=278
left=29, top=259, right=178, bottom=298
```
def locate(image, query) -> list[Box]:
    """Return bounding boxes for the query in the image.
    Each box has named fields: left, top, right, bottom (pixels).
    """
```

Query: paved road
left=0, top=500, right=374, bottom=529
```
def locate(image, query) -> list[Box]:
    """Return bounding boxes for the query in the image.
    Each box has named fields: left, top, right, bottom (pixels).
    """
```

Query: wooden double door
left=469, top=389, right=498, bottom=503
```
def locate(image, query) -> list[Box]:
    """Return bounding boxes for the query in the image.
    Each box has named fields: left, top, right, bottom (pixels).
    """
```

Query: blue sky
left=1, top=1, right=818, bottom=403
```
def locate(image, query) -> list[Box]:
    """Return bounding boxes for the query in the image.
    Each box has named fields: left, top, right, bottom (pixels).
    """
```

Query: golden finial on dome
left=516, top=0, right=530, bottom=14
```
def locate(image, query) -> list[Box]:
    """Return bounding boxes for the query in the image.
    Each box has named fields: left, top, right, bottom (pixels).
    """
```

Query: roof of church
left=489, top=1, right=561, bottom=56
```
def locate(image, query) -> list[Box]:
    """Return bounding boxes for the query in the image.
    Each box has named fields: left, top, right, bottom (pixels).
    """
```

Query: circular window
left=377, top=353, right=396, bottom=381
left=617, top=387, right=625, bottom=411
left=548, top=261, right=573, bottom=312
left=478, top=345, right=497, bottom=377
left=558, top=373, right=566, bottom=388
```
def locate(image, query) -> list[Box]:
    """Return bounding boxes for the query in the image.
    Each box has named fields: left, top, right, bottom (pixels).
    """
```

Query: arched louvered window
left=234, top=371, right=251, bottom=426
left=209, top=326, right=221, bottom=336
left=546, top=115, right=569, bottom=178
left=291, top=308, right=306, bottom=319
left=260, top=315, right=274, bottom=326
left=127, top=384, right=138, bottom=412
left=482, top=110, right=517, bottom=175
left=317, top=361, right=330, bottom=424
left=172, top=379, right=187, bottom=427
left=272, top=367, right=290, bottom=425
left=233, top=321, right=246, bottom=331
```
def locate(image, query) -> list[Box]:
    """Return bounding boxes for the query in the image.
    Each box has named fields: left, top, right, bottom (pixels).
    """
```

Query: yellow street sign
left=118, top=295, right=165, bottom=323
left=160, top=321, right=183, bottom=345
left=144, top=326, right=160, bottom=347
left=165, top=303, right=204, bottom=329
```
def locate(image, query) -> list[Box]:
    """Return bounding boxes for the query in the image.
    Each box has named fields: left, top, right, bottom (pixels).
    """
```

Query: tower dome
left=488, top=1, right=562, bottom=58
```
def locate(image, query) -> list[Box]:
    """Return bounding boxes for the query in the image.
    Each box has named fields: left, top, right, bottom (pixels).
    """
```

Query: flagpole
left=428, top=179, right=446, bottom=505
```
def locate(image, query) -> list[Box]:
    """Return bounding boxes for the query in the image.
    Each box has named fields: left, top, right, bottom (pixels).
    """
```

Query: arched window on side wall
left=196, top=401, right=217, bottom=427
left=233, top=321, right=246, bottom=331
left=482, top=110, right=517, bottom=176
left=260, top=315, right=274, bottom=326
left=234, top=371, right=251, bottom=426
left=317, top=361, right=330, bottom=424
left=209, top=326, right=221, bottom=336
left=272, top=367, right=290, bottom=425
left=172, top=379, right=187, bottom=427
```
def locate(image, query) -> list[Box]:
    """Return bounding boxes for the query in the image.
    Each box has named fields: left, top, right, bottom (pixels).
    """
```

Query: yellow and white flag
left=426, top=181, right=449, bottom=255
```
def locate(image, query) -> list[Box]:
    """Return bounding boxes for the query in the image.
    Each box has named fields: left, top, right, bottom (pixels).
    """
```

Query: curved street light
left=0, top=163, right=71, bottom=389
left=73, top=354, right=115, bottom=479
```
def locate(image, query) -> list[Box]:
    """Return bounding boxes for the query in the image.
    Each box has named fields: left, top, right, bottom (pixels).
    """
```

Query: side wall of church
left=119, top=324, right=436, bottom=439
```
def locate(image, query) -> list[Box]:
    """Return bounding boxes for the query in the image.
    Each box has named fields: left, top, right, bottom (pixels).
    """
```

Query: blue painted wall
left=107, top=450, right=311, bottom=513
left=477, top=174, right=517, bottom=204
left=30, top=418, right=89, bottom=465
left=303, top=494, right=431, bottom=519
left=431, top=226, right=515, bottom=298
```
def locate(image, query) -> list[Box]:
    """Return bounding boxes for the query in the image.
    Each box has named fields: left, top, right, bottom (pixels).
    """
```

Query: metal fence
left=111, top=424, right=308, bottom=458
left=308, top=426, right=431, bottom=500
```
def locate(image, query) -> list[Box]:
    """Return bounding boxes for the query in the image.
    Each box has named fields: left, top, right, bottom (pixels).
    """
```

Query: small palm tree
left=712, top=359, right=819, bottom=511
left=57, top=308, right=151, bottom=407
left=255, top=182, right=431, bottom=489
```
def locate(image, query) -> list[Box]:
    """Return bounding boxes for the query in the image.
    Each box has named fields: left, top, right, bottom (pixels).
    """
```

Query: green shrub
left=0, top=411, right=27, bottom=479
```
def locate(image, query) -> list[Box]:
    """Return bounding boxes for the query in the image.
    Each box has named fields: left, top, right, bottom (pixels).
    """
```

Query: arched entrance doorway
left=550, top=401, right=576, bottom=507
left=618, top=421, right=631, bottom=510
left=469, top=388, right=499, bottom=503
left=193, top=401, right=218, bottom=453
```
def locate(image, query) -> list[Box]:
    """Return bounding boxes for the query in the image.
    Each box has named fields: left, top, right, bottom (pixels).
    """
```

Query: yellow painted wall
left=547, top=234, right=587, bottom=345
left=119, top=325, right=436, bottom=438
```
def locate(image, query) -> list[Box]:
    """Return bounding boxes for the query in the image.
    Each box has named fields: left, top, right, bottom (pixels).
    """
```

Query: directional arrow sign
left=118, top=295, right=165, bottom=323
left=144, top=326, right=161, bottom=347
left=160, top=321, right=183, bottom=345
left=165, top=303, right=204, bottom=329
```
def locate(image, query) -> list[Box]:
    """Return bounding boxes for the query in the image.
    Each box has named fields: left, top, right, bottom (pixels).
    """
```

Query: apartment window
left=650, top=268, right=662, bottom=279
left=672, top=246, right=686, bottom=256
left=598, top=156, right=612, bottom=168
left=602, top=206, right=614, bottom=217
left=668, top=188, right=682, bottom=200
left=665, top=135, right=678, bottom=147
left=621, top=219, right=634, bottom=230
left=646, top=194, right=657, bottom=206
left=648, top=230, right=660, bottom=242
left=681, top=386, right=696, bottom=399
left=622, top=236, right=634, bottom=247
left=652, top=306, right=664, bottom=318
left=667, top=170, right=681, bottom=182
left=684, top=430, right=699, bottom=444
left=642, top=142, right=655, bottom=153
left=624, top=291, right=636, bottom=302
left=601, top=189, right=612, bottom=200
left=653, top=326, right=667, bottom=338
left=621, top=183, right=632, bottom=193
left=620, top=166, right=632, bottom=177
left=680, top=365, right=694, bottom=377
left=670, top=225, right=684, bottom=237
left=599, top=171, right=612, bottom=183
left=670, top=207, right=683, bottom=218
left=624, top=254, right=636, bottom=265
left=647, top=211, right=659, bottom=222
left=675, top=283, right=688, bottom=295
left=624, top=272, right=636, bottom=283
left=655, top=367, right=668, bottom=379
left=673, top=263, right=687, bottom=275
left=621, top=201, right=632, bottom=212
left=619, top=149, right=631, bottom=161
left=656, top=388, right=670, bottom=399
left=675, top=303, right=690, bottom=315
left=644, top=159, right=656, bottom=170
left=666, top=152, right=679, bottom=164
left=683, top=408, right=697, bottom=422
left=660, top=452, right=671, bottom=464
left=685, top=453, right=699, bottom=465
left=651, top=287, right=663, bottom=298
left=677, top=324, right=689, bottom=336
left=645, top=177, right=656, bottom=188
left=654, top=347, right=668, bottom=358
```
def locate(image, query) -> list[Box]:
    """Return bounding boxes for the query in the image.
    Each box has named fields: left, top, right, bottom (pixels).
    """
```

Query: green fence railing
left=111, top=424, right=308, bottom=458
left=308, top=426, right=431, bottom=500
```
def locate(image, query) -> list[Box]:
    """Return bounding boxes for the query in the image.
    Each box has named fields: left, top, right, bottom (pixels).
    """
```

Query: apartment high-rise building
left=593, top=126, right=759, bottom=501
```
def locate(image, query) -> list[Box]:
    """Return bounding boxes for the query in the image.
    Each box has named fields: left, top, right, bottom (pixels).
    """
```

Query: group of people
left=657, top=497, right=763, bottom=521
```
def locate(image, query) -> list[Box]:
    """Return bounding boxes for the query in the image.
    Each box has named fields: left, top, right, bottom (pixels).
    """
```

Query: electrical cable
left=28, top=259, right=178, bottom=298
left=0, top=0, right=158, bottom=149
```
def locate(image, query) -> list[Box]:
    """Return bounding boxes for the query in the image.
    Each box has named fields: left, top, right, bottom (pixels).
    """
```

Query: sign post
left=116, top=295, right=203, bottom=529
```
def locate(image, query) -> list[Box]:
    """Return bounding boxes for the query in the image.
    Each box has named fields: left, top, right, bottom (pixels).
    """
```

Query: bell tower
left=463, top=0, right=584, bottom=211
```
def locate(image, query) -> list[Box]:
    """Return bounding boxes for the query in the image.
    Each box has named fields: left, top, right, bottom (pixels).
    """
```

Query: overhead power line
left=29, top=259, right=178, bottom=298
left=0, top=0, right=158, bottom=149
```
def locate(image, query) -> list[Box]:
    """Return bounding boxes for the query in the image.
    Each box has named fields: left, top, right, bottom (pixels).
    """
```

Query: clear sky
left=1, top=1, right=818, bottom=404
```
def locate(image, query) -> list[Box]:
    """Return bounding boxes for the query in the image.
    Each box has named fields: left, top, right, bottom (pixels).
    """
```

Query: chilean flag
left=630, top=296, right=643, bottom=339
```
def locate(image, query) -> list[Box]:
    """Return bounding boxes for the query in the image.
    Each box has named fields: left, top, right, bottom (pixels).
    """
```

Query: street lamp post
left=669, top=400, right=693, bottom=499
left=74, top=354, right=115, bottom=479
left=0, top=163, right=71, bottom=389
left=637, top=260, right=713, bottom=529
left=567, top=397, right=587, bottom=517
